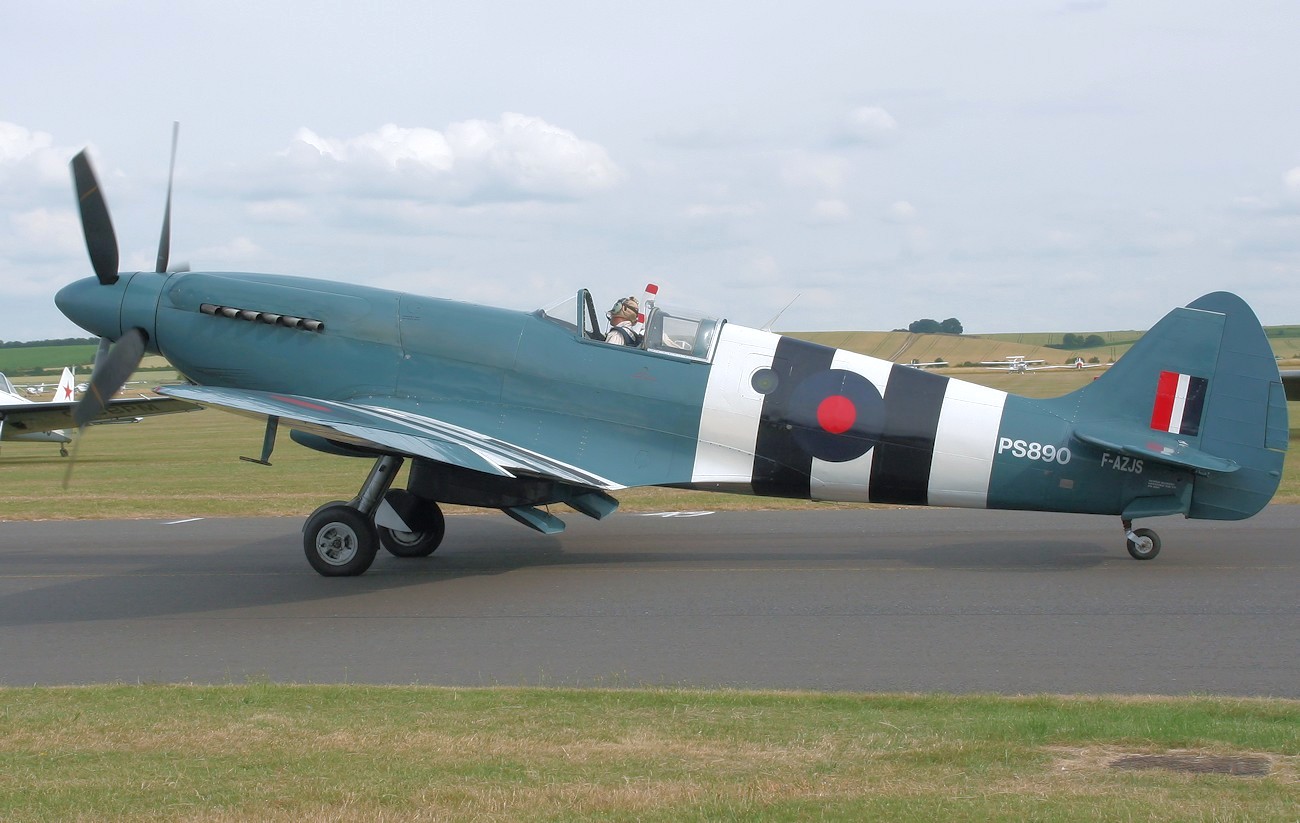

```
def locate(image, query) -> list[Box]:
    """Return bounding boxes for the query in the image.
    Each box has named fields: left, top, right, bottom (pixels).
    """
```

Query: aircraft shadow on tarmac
left=0, top=521, right=1111, bottom=627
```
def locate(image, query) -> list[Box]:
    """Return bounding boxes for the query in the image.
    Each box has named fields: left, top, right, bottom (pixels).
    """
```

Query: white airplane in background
left=982, top=355, right=1048, bottom=373
left=1061, top=356, right=1110, bottom=370
left=0, top=366, right=196, bottom=457
left=984, top=355, right=1109, bottom=374
left=0, top=368, right=78, bottom=455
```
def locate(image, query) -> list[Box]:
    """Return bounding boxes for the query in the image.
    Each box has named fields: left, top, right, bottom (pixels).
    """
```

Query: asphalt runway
left=1, top=506, right=1296, bottom=696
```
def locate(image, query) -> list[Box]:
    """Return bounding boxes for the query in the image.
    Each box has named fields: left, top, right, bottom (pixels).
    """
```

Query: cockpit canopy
left=538, top=289, right=724, bottom=362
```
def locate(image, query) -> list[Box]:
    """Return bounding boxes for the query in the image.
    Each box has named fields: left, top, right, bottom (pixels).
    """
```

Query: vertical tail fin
left=1066, top=292, right=1286, bottom=520
left=54, top=367, right=77, bottom=403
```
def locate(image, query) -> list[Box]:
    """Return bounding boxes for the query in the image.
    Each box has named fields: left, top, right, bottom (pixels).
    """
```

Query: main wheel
left=377, top=498, right=446, bottom=558
left=1126, top=527, right=1161, bottom=560
left=303, top=504, right=378, bottom=576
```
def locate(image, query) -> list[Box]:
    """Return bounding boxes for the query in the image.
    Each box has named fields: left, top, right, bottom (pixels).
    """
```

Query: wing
left=0, top=396, right=198, bottom=435
left=157, top=385, right=623, bottom=491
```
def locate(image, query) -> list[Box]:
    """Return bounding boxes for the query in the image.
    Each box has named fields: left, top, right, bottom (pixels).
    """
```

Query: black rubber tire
left=303, top=504, right=379, bottom=576
left=1126, top=527, right=1161, bottom=560
left=378, top=503, right=446, bottom=557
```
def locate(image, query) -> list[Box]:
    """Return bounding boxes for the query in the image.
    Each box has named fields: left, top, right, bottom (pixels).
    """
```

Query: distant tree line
left=0, top=337, right=98, bottom=349
left=1048, top=333, right=1106, bottom=349
left=904, top=318, right=963, bottom=335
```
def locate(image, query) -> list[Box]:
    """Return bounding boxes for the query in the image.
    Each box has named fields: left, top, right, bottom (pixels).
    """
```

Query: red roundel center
left=816, top=394, right=857, bottom=434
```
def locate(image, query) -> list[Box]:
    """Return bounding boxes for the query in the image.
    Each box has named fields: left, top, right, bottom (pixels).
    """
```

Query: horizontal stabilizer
left=1073, top=422, right=1240, bottom=474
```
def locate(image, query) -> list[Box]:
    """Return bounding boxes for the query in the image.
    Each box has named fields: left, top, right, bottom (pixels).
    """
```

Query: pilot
left=605, top=296, right=642, bottom=346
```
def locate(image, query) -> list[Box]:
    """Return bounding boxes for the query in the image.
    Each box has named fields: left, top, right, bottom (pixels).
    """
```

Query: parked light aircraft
left=1064, top=356, right=1108, bottom=370
left=984, top=355, right=1110, bottom=373
left=55, top=132, right=1288, bottom=575
left=982, top=355, right=1048, bottom=373
left=0, top=366, right=191, bottom=456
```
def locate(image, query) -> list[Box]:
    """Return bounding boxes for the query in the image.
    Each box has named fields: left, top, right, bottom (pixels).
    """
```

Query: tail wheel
left=304, top=504, right=378, bottom=576
left=1126, top=527, right=1161, bottom=560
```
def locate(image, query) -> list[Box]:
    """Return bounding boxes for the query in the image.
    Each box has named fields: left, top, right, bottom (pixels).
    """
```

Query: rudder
left=1183, top=292, right=1288, bottom=518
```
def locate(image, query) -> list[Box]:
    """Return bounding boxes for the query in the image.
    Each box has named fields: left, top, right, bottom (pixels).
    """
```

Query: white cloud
left=291, top=123, right=453, bottom=172
left=194, top=236, right=263, bottom=264
left=282, top=114, right=624, bottom=202
left=886, top=200, right=917, bottom=222
left=782, top=153, right=850, bottom=191
left=246, top=199, right=311, bottom=222
left=0, top=121, right=74, bottom=188
left=812, top=199, right=850, bottom=222
left=684, top=201, right=762, bottom=219
left=843, top=106, right=898, bottom=144
left=10, top=208, right=82, bottom=256
left=1286, top=167, right=1300, bottom=191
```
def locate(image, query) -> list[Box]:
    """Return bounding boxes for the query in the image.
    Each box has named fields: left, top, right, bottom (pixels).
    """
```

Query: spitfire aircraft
left=1, top=366, right=192, bottom=457
left=55, top=133, right=1288, bottom=575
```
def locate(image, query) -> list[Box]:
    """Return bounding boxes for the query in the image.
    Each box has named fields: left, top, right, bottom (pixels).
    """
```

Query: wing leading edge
left=156, top=385, right=624, bottom=491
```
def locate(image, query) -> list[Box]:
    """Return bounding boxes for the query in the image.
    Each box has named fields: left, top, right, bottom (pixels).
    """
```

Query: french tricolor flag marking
left=1150, top=371, right=1208, bottom=436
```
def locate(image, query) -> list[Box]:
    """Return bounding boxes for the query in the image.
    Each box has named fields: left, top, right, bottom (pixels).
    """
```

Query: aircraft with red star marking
left=0, top=366, right=195, bottom=457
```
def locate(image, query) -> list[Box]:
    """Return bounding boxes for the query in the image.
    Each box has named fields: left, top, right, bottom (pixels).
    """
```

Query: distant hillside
left=0, top=344, right=99, bottom=375
left=791, top=324, right=1300, bottom=368
left=5, top=324, right=1300, bottom=378
left=787, top=331, right=1129, bottom=368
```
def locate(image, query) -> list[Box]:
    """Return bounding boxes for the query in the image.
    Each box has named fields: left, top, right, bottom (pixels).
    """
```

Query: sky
left=3, top=0, right=1299, bottom=341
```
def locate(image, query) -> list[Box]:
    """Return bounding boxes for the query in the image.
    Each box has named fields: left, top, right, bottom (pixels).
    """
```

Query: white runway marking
left=162, top=517, right=204, bottom=525
left=637, top=511, right=715, bottom=518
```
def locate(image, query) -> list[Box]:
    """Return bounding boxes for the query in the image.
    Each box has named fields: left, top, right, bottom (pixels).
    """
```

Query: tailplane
left=1064, top=292, right=1287, bottom=520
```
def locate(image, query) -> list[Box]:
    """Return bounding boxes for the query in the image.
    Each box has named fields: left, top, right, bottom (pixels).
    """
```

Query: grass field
left=3, top=365, right=1299, bottom=519
left=0, top=344, right=98, bottom=375
left=0, top=686, right=1294, bottom=822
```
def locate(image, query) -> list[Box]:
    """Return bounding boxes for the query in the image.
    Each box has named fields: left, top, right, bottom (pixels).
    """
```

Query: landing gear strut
left=302, top=455, right=403, bottom=576
left=1122, top=518, right=1161, bottom=560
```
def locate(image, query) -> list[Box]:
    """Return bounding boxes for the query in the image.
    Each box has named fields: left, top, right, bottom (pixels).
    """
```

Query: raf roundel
left=787, top=369, right=885, bottom=462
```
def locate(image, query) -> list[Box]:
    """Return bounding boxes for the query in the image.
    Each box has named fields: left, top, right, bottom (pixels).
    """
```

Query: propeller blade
left=70, top=151, right=120, bottom=286
left=156, top=121, right=180, bottom=274
left=93, top=337, right=110, bottom=372
left=73, top=328, right=146, bottom=429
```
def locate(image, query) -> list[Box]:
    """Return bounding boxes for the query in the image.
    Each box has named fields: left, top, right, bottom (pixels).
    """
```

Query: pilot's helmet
left=608, top=296, right=639, bottom=322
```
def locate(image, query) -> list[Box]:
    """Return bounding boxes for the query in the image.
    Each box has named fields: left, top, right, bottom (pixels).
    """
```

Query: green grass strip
left=0, top=686, right=1295, bottom=821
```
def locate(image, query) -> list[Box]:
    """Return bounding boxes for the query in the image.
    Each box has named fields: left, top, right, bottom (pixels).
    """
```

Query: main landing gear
left=302, top=455, right=446, bottom=576
left=1121, top=518, right=1161, bottom=560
